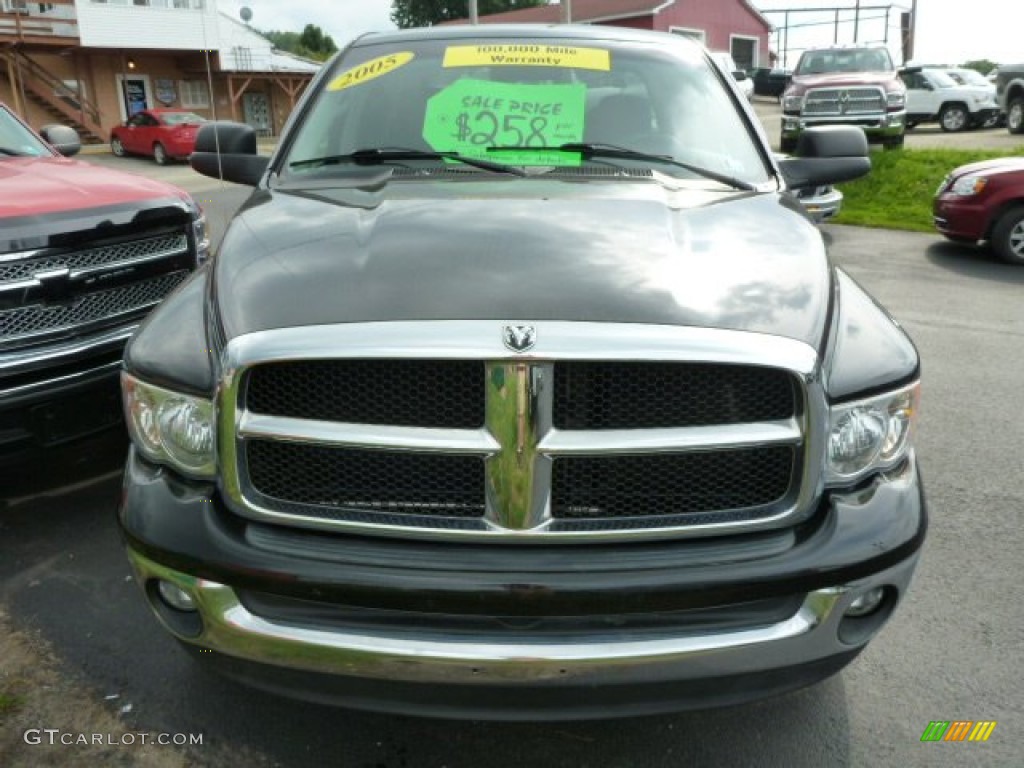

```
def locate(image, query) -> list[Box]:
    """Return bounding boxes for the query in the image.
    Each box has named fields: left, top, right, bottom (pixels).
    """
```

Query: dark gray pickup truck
left=118, top=25, right=925, bottom=720
left=995, top=62, right=1024, bottom=133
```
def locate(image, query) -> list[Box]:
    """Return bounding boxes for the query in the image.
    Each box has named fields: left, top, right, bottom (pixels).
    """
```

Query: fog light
left=157, top=580, right=197, bottom=612
left=845, top=587, right=885, bottom=617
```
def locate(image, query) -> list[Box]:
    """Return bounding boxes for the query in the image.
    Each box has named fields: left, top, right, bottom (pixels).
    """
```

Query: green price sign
left=423, top=79, right=586, bottom=166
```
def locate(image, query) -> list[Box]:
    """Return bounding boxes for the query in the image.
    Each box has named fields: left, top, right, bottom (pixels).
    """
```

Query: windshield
left=794, top=48, right=894, bottom=75
left=948, top=69, right=988, bottom=87
left=161, top=112, right=207, bottom=126
left=926, top=70, right=957, bottom=88
left=282, top=37, right=771, bottom=186
left=0, top=106, right=52, bottom=157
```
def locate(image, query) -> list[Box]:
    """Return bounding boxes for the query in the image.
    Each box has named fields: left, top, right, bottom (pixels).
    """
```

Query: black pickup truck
left=118, top=26, right=925, bottom=720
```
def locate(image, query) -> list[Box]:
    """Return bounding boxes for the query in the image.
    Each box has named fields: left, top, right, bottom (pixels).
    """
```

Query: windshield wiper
left=486, top=143, right=757, bottom=191
left=289, top=148, right=526, bottom=176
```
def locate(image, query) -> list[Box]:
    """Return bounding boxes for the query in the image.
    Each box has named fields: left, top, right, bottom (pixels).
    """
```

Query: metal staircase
left=2, top=48, right=106, bottom=144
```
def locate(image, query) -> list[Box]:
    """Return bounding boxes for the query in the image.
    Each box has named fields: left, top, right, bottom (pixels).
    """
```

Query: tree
left=391, top=0, right=547, bottom=29
left=960, top=59, right=999, bottom=76
left=260, top=24, right=338, bottom=62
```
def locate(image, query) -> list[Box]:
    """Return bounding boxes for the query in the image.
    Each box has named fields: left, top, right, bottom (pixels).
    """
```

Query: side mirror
left=778, top=126, right=871, bottom=188
left=38, top=124, right=81, bottom=157
left=190, top=121, right=269, bottom=186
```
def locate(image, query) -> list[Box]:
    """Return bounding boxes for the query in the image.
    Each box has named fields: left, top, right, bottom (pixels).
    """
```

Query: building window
left=669, top=27, right=706, bottom=44
left=180, top=80, right=210, bottom=109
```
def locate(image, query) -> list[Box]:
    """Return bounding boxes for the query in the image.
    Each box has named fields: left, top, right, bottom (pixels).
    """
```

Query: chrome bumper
left=127, top=548, right=918, bottom=687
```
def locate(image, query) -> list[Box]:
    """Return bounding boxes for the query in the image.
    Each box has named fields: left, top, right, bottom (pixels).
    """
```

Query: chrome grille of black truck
left=223, top=323, right=823, bottom=542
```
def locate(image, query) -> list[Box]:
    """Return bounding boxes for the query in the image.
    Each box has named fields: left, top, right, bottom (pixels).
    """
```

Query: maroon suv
left=933, top=158, right=1024, bottom=265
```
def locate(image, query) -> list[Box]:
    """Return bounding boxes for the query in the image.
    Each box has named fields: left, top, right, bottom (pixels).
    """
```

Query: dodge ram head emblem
left=838, top=90, right=851, bottom=114
left=503, top=324, right=536, bottom=353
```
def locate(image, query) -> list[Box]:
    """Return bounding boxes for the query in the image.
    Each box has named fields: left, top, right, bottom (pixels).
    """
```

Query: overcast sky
left=228, top=0, right=1019, bottom=67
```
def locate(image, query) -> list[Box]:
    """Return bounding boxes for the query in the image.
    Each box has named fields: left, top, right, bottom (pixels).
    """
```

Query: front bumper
left=0, top=326, right=135, bottom=462
left=782, top=111, right=906, bottom=142
left=120, top=450, right=926, bottom=719
left=933, top=194, right=990, bottom=241
left=796, top=186, right=843, bottom=223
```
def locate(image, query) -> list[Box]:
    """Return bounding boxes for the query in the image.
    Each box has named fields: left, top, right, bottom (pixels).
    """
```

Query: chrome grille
left=553, top=362, right=795, bottom=430
left=246, top=441, right=486, bottom=518
left=0, top=233, right=188, bottom=285
left=0, top=271, right=189, bottom=344
left=246, top=360, right=485, bottom=428
left=551, top=448, right=795, bottom=520
left=222, top=322, right=823, bottom=542
left=803, top=86, right=885, bottom=116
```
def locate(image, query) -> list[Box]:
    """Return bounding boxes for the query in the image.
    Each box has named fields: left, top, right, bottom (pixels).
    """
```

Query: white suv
left=902, top=67, right=1000, bottom=132
left=710, top=51, right=754, bottom=100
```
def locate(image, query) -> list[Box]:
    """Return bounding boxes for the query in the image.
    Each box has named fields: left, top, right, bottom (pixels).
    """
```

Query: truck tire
left=883, top=135, right=905, bottom=150
left=1008, top=97, right=1024, bottom=134
left=939, top=104, right=968, bottom=132
left=991, top=205, right=1024, bottom=265
left=779, top=136, right=797, bottom=153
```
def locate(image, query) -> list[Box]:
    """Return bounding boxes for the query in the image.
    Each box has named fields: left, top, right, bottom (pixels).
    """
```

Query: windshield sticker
left=423, top=79, right=586, bottom=166
left=327, top=52, right=415, bottom=91
left=443, top=45, right=611, bottom=72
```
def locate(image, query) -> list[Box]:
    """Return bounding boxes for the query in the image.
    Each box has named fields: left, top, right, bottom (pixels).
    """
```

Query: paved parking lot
left=2, top=142, right=1023, bottom=767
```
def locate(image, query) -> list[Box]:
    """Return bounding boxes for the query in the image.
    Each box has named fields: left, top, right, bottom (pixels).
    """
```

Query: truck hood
left=213, top=180, right=832, bottom=348
left=0, top=156, right=189, bottom=218
left=790, top=71, right=897, bottom=91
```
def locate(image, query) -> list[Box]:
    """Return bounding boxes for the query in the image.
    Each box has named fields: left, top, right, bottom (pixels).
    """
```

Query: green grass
left=0, top=691, right=24, bottom=718
left=832, top=146, right=1024, bottom=232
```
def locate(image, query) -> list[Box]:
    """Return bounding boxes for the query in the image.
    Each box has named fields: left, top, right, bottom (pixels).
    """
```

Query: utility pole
left=470, top=0, right=478, bottom=24
left=909, top=0, right=917, bottom=61
left=561, top=0, right=572, bottom=24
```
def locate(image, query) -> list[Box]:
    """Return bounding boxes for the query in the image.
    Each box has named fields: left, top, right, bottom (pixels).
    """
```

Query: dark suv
left=0, top=103, right=206, bottom=462
left=781, top=46, right=907, bottom=151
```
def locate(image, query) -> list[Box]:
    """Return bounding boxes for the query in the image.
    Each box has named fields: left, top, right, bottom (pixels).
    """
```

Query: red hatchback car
left=934, top=157, right=1024, bottom=265
left=110, top=108, right=207, bottom=165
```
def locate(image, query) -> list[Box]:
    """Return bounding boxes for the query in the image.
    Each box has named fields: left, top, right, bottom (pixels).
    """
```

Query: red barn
left=451, top=0, right=773, bottom=70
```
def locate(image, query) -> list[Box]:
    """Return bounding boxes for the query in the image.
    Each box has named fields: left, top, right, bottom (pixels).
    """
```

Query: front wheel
left=111, top=137, right=125, bottom=157
left=991, top=205, right=1024, bottom=265
left=939, top=104, right=968, bottom=132
left=1008, top=98, right=1024, bottom=135
left=779, top=136, right=797, bottom=154
left=153, top=142, right=168, bottom=165
left=883, top=135, right=905, bottom=150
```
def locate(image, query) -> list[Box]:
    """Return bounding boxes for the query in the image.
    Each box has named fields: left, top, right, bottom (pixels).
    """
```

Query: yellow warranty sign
left=443, top=45, right=611, bottom=72
left=328, top=52, right=416, bottom=91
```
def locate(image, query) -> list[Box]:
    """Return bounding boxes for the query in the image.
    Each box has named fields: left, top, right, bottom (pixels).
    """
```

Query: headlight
left=122, top=373, right=216, bottom=478
left=826, top=381, right=919, bottom=485
left=783, top=93, right=804, bottom=112
left=184, top=196, right=211, bottom=264
left=192, top=208, right=211, bottom=264
left=886, top=91, right=906, bottom=109
left=950, top=175, right=987, bottom=196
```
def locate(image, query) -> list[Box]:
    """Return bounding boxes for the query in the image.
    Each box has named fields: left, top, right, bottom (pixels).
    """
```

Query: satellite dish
left=240, top=6, right=252, bottom=23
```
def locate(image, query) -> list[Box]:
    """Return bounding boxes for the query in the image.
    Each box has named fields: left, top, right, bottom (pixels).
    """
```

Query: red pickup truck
left=0, top=102, right=207, bottom=463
